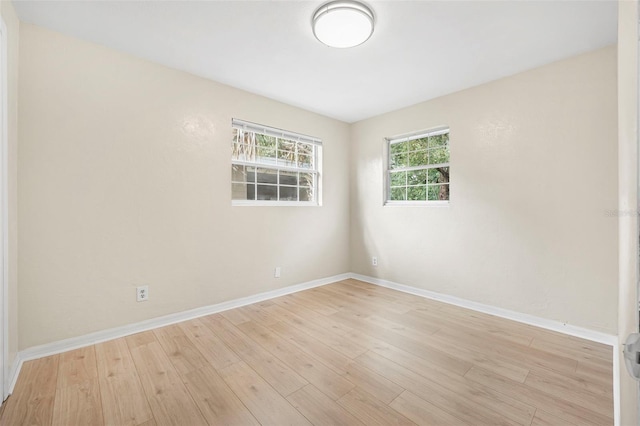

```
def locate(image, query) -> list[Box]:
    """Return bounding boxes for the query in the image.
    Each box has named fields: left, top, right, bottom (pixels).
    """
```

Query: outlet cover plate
left=136, top=285, right=149, bottom=302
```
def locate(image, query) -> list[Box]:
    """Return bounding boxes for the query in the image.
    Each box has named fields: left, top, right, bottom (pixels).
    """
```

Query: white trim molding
left=612, top=340, right=620, bottom=426
left=0, top=17, right=8, bottom=401
left=8, top=273, right=350, bottom=393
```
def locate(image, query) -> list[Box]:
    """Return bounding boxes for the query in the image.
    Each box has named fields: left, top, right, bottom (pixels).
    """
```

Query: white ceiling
left=13, top=0, right=617, bottom=123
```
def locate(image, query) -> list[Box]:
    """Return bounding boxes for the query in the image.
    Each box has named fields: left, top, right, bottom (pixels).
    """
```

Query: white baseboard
left=612, top=341, right=620, bottom=426
left=7, top=272, right=351, bottom=393
left=349, top=273, right=617, bottom=346
left=6, top=354, right=21, bottom=397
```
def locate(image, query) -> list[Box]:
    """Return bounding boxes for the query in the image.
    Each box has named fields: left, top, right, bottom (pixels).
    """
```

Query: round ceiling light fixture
left=312, top=1, right=375, bottom=48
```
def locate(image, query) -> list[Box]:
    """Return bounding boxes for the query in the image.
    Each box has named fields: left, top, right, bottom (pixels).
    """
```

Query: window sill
left=232, top=200, right=319, bottom=207
left=384, top=200, right=450, bottom=207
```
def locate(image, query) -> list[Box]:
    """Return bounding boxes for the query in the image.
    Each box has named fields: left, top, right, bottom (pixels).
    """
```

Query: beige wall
left=0, top=0, right=19, bottom=390
left=18, top=24, right=350, bottom=349
left=350, top=46, right=618, bottom=334
left=617, top=0, right=638, bottom=423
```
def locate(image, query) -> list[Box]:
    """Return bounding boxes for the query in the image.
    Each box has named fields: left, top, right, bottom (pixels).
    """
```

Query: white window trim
left=384, top=126, right=450, bottom=206
left=232, top=200, right=319, bottom=207
left=385, top=200, right=450, bottom=207
left=232, top=118, right=321, bottom=146
left=387, top=126, right=449, bottom=145
left=231, top=159, right=315, bottom=175
left=231, top=119, right=322, bottom=206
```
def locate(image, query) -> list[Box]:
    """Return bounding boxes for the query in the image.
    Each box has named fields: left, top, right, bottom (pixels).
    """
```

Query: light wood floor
left=0, top=279, right=613, bottom=425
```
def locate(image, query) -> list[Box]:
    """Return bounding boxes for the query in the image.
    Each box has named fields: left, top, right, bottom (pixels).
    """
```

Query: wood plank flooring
left=0, top=279, right=614, bottom=425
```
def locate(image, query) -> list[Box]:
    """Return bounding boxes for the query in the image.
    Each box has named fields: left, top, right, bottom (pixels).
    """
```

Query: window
left=386, top=127, right=450, bottom=204
left=231, top=119, right=321, bottom=205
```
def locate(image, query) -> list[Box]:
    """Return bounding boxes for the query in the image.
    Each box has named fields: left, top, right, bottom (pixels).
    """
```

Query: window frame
left=384, top=126, right=450, bottom=206
left=231, top=118, right=322, bottom=206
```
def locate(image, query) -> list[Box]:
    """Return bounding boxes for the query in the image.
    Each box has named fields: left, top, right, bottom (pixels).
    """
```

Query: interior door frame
left=0, top=16, right=8, bottom=401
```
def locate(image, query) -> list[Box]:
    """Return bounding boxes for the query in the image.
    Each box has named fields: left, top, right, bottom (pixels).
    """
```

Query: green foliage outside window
left=388, top=131, right=450, bottom=202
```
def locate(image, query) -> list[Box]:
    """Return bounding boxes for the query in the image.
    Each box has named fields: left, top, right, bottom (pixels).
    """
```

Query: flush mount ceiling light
left=312, top=1, right=375, bottom=48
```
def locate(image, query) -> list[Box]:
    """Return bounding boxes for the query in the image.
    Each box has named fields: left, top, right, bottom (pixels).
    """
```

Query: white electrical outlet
left=372, top=256, right=378, bottom=266
left=274, top=267, right=281, bottom=278
left=136, top=285, right=149, bottom=302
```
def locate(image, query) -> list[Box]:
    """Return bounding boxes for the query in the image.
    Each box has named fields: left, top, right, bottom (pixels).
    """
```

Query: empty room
left=0, top=0, right=637, bottom=424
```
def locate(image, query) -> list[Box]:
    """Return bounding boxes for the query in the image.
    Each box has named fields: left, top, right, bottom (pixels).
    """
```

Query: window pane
left=427, top=185, right=439, bottom=201
left=246, top=184, right=256, bottom=200
left=390, top=187, right=406, bottom=201
left=300, top=187, right=313, bottom=202
left=257, top=184, right=277, bottom=200
left=428, top=184, right=449, bottom=201
left=299, top=172, right=314, bottom=187
left=429, top=133, right=449, bottom=148
left=428, top=148, right=449, bottom=165
left=231, top=165, right=247, bottom=183
left=246, top=167, right=256, bottom=183
left=279, top=186, right=298, bottom=201
left=256, top=168, right=278, bottom=184
left=407, top=185, right=427, bottom=201
left=427, top=168, right=438, bottom=184
left=428, top=167, right=450, bottom=184
left=231, top=143, right=242, bottom=159
left=232, top=143, right=254, bottom=161
left=257, top=146, right=276, bottom=162
left=279, top=170, right=298, bottom=186
left=439, top=166, right=450, bottom=183
left=256, top=134, right=277, bottom=148
left=390, top=171, right=407, bottom=186
left=278, top=138, right=295, bottom=152
left=440, top=184, right=450, bottom=200
left=232, top=183, right=248, bottom=200
left=236, top=129, right=254, bottom=146
left=409, top=137, right=428, bottom=151
left=277, top=150, right=296, bottom=167
left=407, top=169, right=427, bottom=185
left=390, top=153, right=407, bottom=169
left=298, top=154, right=312, bottom=168
left=298, top=143, right=313, bottom=156
left=408, top=151, right=427, bottom=167
left=390, top=141, right=408, bottom=155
